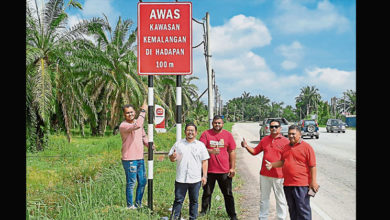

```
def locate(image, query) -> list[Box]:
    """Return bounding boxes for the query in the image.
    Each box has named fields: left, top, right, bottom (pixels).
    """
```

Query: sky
left=40, top=0, right=356, bottom=107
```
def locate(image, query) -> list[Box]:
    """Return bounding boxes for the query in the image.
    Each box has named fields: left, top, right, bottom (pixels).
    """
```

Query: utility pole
left=215, top=84, right=218, bottom=115
left=233, top=105, right=236, bottom=121
left=205, top=12, right=214, bottom=128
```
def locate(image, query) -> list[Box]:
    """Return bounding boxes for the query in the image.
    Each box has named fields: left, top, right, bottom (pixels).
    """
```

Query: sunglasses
left=270, top=125, right=280, bottom=129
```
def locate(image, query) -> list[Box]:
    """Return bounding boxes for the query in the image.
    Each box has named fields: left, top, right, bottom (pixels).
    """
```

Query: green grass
left=26, top=122, right=241, bottom=219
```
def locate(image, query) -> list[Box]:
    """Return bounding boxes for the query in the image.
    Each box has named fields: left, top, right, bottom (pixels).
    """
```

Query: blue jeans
left=122, top=159, right=147, bottom=207
left=170, top=181, right=201, bottom=220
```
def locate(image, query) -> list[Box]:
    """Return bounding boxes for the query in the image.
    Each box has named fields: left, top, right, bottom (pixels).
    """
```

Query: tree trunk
left=97, top=109, right=108, bottom=136
left=35, top=111, right=45, bottom=151
left=61, top=98, right=71, bottom=142
left=80, top=119, right=85, bottom=137
left=91, top=123, right=99, bottom=136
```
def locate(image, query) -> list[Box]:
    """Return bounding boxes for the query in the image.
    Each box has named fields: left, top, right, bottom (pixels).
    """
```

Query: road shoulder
left=232, top=124, right=278, bottom=220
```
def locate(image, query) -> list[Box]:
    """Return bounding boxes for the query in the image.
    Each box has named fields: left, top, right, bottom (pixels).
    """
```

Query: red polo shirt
left=252, top=134, right=290, bottom=178
left=281, top=139, right=316, bottom=186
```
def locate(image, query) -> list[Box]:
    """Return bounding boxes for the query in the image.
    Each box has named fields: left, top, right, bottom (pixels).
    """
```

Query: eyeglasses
left=270, top=125, right=280, bottom=129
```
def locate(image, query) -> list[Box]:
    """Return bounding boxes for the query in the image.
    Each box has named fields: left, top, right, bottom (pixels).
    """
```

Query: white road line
left=312, top=202, right=333, bottom=220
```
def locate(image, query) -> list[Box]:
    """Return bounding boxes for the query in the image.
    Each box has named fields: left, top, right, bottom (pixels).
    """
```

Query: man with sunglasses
left=241, top=119, right=289, bottom=220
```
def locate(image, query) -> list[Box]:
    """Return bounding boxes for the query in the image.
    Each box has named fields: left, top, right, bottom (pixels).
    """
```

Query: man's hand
left=241, top=138, right=247, bottom=148
left=310, top=182, right=320, bottom=192
left=201, top=176, right=207, bottom=186
left=169, top=149, right=177, bottom=162
left=141, top=100, right=148, bottom=111
left=210, top=148, right=220, bottom=155
left=265, top=160, right=272, bottom=170
left=228, top=168, right=235, bottom=178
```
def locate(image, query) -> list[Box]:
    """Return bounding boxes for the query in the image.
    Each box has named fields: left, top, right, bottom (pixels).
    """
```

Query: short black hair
left=122, top=104, right=135, bottom=112
left=185, top=122, right=197, bottom=131
left=213, top=115, right=223, bottom=121
left=269, top=119, right=281, bottom=126
left=288, top=124, right=301, bottom=133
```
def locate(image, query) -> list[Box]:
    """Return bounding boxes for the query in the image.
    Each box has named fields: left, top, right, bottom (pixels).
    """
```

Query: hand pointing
left=169, top=149, right=177, bottom=162
left=241, top=138, right=247, bottom=148
left=265, top=160, right=272, bottom=170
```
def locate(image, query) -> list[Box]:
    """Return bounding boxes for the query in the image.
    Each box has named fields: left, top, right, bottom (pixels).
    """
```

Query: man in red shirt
left=266, top=125, right=319, bottom=220
left=199, top=115, right=238, bottom=220
left=241, top=119, right=289, bottom=220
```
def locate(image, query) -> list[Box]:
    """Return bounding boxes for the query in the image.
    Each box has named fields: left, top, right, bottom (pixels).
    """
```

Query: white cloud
left=281, top=60, right=297, bottom=70
left=67, top=14, right=83, bottom=27
left=210, top=14, right=271, bottom=55
left=276, top=41, right=304, bottom=70
left=305, top=67, right=355, bottom=88
left=191, top=14, right=276, bottom=104
left=273, top=0, right=350, bottom=34
left=213, top=51, right=272, bottom=82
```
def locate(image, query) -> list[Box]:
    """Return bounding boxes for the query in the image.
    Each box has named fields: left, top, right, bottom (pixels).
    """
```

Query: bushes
left=27, top=123, right=239, bottom=219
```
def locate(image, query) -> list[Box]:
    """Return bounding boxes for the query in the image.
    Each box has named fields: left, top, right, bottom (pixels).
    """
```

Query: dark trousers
left=170, top=181, right=201, bottom=220
left=201, top=173, right=237, bottom=218
left=283, top=186, right=312, bottom=220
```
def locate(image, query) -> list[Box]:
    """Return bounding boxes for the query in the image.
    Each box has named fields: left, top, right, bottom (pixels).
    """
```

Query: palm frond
left=32, top=58, right=53, bottom=124
left=44, top=0, right=65, bottom=32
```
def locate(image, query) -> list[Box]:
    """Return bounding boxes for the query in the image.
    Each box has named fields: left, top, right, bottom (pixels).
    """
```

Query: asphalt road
left=232, top=122, right=356, bottom=220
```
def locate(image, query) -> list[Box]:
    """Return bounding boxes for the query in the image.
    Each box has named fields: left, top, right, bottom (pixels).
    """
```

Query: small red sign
left=137, top=2, right=192, bottom=75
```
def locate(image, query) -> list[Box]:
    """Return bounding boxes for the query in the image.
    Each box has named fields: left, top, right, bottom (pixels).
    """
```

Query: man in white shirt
left=168, top=122, right=210, bottom=220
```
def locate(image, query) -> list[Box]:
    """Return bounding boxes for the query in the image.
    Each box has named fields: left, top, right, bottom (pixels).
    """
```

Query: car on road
left=298, top=119, right=319, bottom=139
left=326, top=119, right=346, bottom=133
left=259, top=117, right=289, bottom=140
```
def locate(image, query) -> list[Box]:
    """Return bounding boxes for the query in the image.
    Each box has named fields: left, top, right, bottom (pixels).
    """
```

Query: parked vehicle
left=259, top=117, right=289, bottom=140
left=326, top=119, right=346, bottom=133
left=298, top=119, right=319, bottom=139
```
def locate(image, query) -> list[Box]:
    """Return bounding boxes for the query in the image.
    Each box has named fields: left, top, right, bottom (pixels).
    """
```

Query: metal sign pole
left=176, top=75, right=182, bottom=141
left=147, top=75, right=154, bottom=210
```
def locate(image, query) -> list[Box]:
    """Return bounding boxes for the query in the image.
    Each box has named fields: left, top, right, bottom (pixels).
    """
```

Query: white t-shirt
left=168, top=139, right=210, bottom=183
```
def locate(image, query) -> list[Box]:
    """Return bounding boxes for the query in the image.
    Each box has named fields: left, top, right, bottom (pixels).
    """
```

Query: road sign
left=137, top=2, right=192, bottom=75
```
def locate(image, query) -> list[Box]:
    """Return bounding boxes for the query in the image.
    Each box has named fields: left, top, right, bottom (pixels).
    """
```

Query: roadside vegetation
left=27, top=123, right=242, bottom=219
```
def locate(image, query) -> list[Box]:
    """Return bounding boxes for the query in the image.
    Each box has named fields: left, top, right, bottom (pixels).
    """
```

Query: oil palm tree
left=26, top=0, right=88, bottom=149
left=295, top=85, right=321, bottom=119
left=153, top=75, right=200, bottom=128
left=181, top=75, right=199, bottom=120
left=74, top=15, right=147, bottom=136
left=337, top=89, right=356, bottom=115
